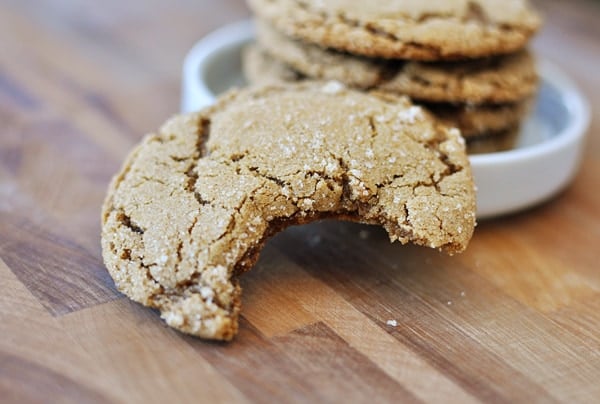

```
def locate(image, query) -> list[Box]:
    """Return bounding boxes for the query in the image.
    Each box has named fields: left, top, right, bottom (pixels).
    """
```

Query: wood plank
left=241, top=245, right=480, bottom=404
left=0, top=214, right=118, bottom=316
left=191, top=317, right=420, bottom=404
left=348, top=223, right=599, bottom=402
left=191, top=318, right=330, bottom=403
left=58, top=299, right=248, bottom=403
left=0, top=352, right=109, bottom=404
left=1, top=111, right=116, bottom=254
left=0, top=259, right=114, bottom=403
left=274, top=222, right=600, bottom=402
left=459, top=169, right=600, bottom=313
left=270, top=321, right=419, bottom=403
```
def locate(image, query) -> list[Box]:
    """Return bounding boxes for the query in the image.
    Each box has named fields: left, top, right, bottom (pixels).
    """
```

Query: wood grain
left=1, top=0, right=599, bottom=402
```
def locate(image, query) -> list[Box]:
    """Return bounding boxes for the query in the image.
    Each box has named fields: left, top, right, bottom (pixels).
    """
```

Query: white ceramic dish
left=181, top=20, right=590, bottom=219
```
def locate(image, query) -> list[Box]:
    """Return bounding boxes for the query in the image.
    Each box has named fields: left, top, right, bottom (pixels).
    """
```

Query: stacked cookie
left=245, top=0, right=542, bottom=152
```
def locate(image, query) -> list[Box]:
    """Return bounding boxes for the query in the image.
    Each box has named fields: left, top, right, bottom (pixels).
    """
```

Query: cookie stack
left=245, top=0, right=542, bottom=153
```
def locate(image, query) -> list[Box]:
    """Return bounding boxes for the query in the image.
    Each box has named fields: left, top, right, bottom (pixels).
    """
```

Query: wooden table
left=1, top=0, right=599, bottom=402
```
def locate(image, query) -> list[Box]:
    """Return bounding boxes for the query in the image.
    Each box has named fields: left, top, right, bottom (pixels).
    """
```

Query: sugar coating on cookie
left=248, top=0, right=541, bottom=60
left=101, top=83, right=476, bottom=340
left=256, top=21, right=539, bottom=104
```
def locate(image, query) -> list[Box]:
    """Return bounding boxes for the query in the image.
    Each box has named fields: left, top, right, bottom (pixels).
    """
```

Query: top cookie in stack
left=245, top=0, right=542, bottom=149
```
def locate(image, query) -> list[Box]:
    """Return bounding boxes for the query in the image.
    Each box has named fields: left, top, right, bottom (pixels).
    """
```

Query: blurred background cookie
left=247, top=0, right=541, bottom=60
left=256, top=21, right=539, bottom=104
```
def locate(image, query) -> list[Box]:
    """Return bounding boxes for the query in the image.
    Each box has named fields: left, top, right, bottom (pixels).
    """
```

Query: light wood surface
left=1, top=0, right=599, bottom=403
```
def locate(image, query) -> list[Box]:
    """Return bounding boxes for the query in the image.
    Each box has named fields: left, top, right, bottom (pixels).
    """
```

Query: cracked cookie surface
left=101, top=83, right=476, bottom=340
left=256, top=21, right=538, bottom=104
left=247, top=0, right=541, bottom=60
left=244, top=45, right=531, bottom=139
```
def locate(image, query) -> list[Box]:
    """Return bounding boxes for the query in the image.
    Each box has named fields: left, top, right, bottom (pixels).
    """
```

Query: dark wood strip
left=190, top=318, right=419, bottom=404
left=14, top=117, right=117, bottom=185
left=188, top=317, right=318, bottom=403
left=0, top=351, right=111, bottom=404
left=0, top=68, right=39, bottom=109
left=81, top=91, right=136, bottom=140
left=0, top=214, right=119, bottom=316
left=272, top=221, right=559, bottom=403
left=271, top=321, right=421, bottom=404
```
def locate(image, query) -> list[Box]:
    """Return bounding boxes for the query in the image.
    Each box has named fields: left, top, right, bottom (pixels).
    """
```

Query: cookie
left=242, top=43, right=303, bottom=85
left=102, top=83, right=476, bottom=340
left=243, top=46, right=531, bottom=139
left=467, top=128, right=520, bottom=154
left=426, top=99, right=530, bottom=139
left=257, top=21, right=538, bottom=104
left=247, top=0, right=541, bottom=60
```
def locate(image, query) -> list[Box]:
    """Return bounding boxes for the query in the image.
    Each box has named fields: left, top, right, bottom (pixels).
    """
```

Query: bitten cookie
left=256, top=21, right=538, bottom=104
left=101, top=83, right=476, bottom=341
left=244, top=46, right=531, bottom=139
left=247, top=0, right=541, bottom=60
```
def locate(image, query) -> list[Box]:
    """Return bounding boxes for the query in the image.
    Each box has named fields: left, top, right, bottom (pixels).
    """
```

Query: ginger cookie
left=256, top=21, right=538, bottom=104
left=426, top=99, right=531, bottom=139
left=466, top=128, right=521, bottom=154
left=101, top=83, right=476, bottom=340
left=247, top=0, right=541, bottom=60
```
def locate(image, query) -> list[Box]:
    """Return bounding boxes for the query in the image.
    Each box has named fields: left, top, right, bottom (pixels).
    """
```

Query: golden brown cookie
left=242, top=43, right=303, bottom=85
left=247, top=0, right=541, bottom=60
left=466, top=128, right=520, bottom=154
left=256, top=21, right=538, bottom=104
left=243, top=45, right=531, bottom=139
left=426, top=99, right=531, bottom=139
left=101, top=83, right=476, bottom=341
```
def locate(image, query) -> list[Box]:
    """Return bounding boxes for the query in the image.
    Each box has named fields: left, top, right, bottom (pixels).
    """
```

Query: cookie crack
left=193, top=192, right=211, bottom=206
left=140, top=175, right=166, bottom=186
left=248, top=166, right=287, bottom=187
left=170, top=155, right=188, bottom=163
left=213, top=195, right=247, bottom=244
left=116, top=210, right=144, bottom=235
left=367, top=116, right=377, bottom=138
left=197, top=118, right=211, bottom=157
left=336, top=156, right=354, bottom=203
